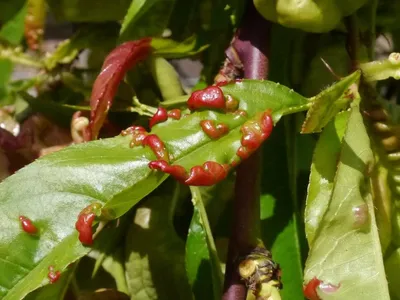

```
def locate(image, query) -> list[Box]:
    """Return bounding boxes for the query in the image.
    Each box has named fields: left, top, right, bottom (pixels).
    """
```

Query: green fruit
left=254, top=0, right=368, bottom=32
left=46, top=0, right=131, bottom=22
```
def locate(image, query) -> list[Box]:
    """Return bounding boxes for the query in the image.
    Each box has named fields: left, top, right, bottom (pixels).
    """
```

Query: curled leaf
left=89, top=38, right=152, bottom=140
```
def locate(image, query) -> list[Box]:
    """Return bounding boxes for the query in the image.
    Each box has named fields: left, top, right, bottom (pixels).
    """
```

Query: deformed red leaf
left=89, top=38, right=152, bottom=140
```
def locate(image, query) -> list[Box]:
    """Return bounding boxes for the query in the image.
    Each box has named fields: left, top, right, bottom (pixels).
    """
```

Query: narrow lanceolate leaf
left=303, top=102, right=390, bottom=299
left=186, top=187, right=223, bottom=300
left=304, top=112, right=350, bottom=245
left=301, top=71, right=360, bottom=134
left=150, top=56, right=184, bottom=100
left=0, top=79, right=311, bottom=299
left=360, top=52, right=400, bottom=82
left=119, top=0, right=176, bottom=42
left=44, top=23, right=120, bottom=70
left=125, top=194, right=192, bottom=299
left=89, top=38, right=152, bottom=139
left=151, top=36, right=209, bottom=59
left=385, top=248, right=400, bottom=299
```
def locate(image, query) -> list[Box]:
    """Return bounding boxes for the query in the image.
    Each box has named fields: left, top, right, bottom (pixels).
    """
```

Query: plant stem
left=345, top=15, right=360, bottom=72
left=0, top=46, right=43, bottom=68
left=222, top=2, right=271, bottom=300
left=190, top=186, right=224, bottom=298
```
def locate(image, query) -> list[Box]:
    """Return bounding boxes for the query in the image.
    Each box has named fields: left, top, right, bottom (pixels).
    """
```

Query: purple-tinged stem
left=222, top=2, right=271, bottom=300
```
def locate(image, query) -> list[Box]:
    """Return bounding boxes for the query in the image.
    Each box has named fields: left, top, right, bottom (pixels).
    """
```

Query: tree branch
left=222, top=2, right=272, bottom=300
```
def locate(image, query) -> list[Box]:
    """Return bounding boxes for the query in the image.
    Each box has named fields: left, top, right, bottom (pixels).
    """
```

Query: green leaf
left=124, top=192, right=192, bottom=299
left=186, top=187, right=223, bottom=300
left=0, top=1, right=26, bottom=45
left=119, top=0, right=176, bottom=42
left=24, top=266, right=75, bottom=300
left=0, top=79, right=311, bottom=298
left=360, top=52, right=400, bottom=81
left=199, top=0, right=245, bottom=82
left=44, top=23, right=119, bottom=70
left=260, top=121, right=305, bottom=300
left=45, top=0, right=131, bottom=22
left=151, top=36, right=209, bottom=59
left=385, top=248, right=400, bottom=299
left=150, top=56, right=184, bottom=100
left=101, top=248, right=129, bottom=295
left=304, top=111, right=350, bottom=245
left=304, top=102, right=390, bottom=299
left=0, top=60, right=13, bottom=105
left=301, top=71, right=361, bottom=133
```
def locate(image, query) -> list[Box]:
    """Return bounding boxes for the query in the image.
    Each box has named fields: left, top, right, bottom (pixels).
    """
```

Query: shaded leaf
left=119, top=0, right=176, bottom=42
left=150, top=56, right=184, bottom=100
left=125, top=194, right=192, bottom=299
left=260, top=121, right=305, bottom=300
left=151, top=36, right=209, bottom=59
left=385, top=248, right=400, bottom=299
left=89, top=38, right=152, bottom=139
left=304, top=102, right=390, bottom=299
left=0, top=60, right=13, bottom=105
left=101, top=248, right=129, bottom=295
left=78, top=289, right=130, bottom=300
left=186, top=187, right=223, bottom=300
left=44, top=24, right=120, bottom=70
left=45, top=0, right=131, bottom=22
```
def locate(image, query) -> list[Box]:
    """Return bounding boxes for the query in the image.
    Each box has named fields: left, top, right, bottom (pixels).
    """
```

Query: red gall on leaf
left=187, top=86, right=226, bottom=111
left=149, top=107, right=168, bottom=128
left=75, top=203, right=102, bottom=245
left=75, top=213, right=96, bottom=245
left=148, top=160, right=229, bottom=186
left=89, top=38, right=152, bottom=140
left=47, top=265, right=61, bottom=284
left=185, top=161, right=229, bottom=186
left=236, top=110, right=273, bottom=160
left=167, top=109, right=181, bottom=120
left=303, top=277, right=321, bottom=300
left=303, top=277, right=340, bottom=300
left=19, top=216, right=38, bottom=235
left=200, top=120, right=229, bottom=139
left=142, top=134, right=169, bottom=161
left=148, top=160, right=187, bottom=182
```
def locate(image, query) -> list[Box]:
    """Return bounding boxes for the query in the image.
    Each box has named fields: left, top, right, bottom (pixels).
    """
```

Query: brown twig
left=222, top=2, right=271, bottom=299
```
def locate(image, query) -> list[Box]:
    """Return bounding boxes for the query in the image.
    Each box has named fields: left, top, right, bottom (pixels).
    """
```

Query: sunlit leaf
left=301, top=71, right=361, bottom=133
left=304, top=101, right=390, bottom=299
left=0, top=79, right=312, bottom=298
left=89, top=38, right=152, bottom=139
left=304, top=111, right=350, bottom=245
